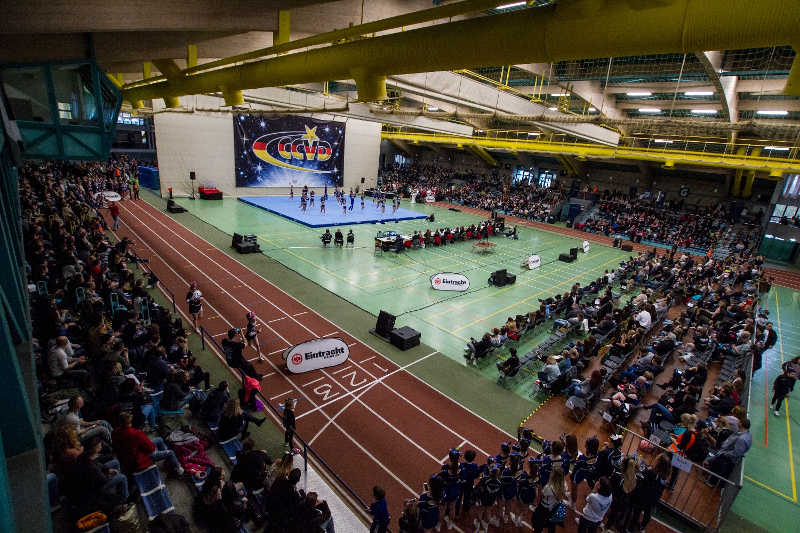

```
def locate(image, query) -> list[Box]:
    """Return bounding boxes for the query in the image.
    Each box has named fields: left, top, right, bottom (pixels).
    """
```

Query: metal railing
left=198, top=326, right=370, bottom=517
left=615, top=424, right=740, bottom=532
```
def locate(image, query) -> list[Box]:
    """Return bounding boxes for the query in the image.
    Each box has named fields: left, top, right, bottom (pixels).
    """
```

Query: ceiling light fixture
left=527, top=132, right=541, bottom=136
left=684, top=91, right=714, bottom=96
left=427, top=106, right=439, bottom=111
left=548, top=106, right=558, bottom=111
left=690, top=109, right=717, bottom=114
left=627, top=91, right=652, bottom=96
left=588, top=107, right=597, bottom=112
left=497, top=1, right=526, bottom=9
left=551, top=93, right=569, bottom=97
left=764, top=146, right=790, bottom=151
left=757, top=110, right=789, bottom=116
left=638, top=107, right=661, bottom=113
left=654, top=139, right=673, bottom=143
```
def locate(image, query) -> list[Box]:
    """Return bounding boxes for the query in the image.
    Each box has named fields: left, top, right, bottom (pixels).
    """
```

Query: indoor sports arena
left=2, top=1, right=800, bottom=532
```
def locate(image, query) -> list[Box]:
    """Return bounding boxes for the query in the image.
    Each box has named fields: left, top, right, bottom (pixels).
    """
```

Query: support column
left=276, top=10, right=290, bottom=46
left=741, top=147, right=761, bottom=198
left=730, top=146, right=748, bottom=196
left=186, top=44, right=198, bottom=68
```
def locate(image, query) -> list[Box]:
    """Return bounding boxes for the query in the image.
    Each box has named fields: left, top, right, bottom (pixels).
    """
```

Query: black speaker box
left=190, top=171, right=196, bottom=180
left=621, top=244, right=634, bottom=252
left=570, top=247, right=579, bottom=257
left=167, top=199, right=186, bottom=213
left=234, top=241, right=260, bottom=254
left=390, top=326, right=421, bottom=350
left=375, top=310, right=396, bottom=337
left=232, top=233, right=244, bottom=245
left=505, top=273, right=516, bottom=285
left=559, top=253, right=575, bottom=263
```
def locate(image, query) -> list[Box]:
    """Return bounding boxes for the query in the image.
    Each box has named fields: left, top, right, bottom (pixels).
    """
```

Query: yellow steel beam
left=741, top=147, right=762, bottom=196
left=142, top=61, right=151, bottom=80
left=123, top=0, right=800, bottom=104
left=186, top=44, right=198, bottom=68
left=105, top=73, right=122, bottom=89
left=122, top=0, right=508, bottom=91
left=468, top=145, right=498, bottom=166
left=382, top=131, right=800, bottom=176
left=785, top=44, right=800, bottom=96
left=276, top=10, right=290, bottom=47
left=730, top=146, right=747, bottom=196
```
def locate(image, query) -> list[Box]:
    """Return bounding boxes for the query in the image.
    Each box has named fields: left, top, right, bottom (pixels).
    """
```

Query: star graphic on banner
left=303, top=125, right=319, bottom=144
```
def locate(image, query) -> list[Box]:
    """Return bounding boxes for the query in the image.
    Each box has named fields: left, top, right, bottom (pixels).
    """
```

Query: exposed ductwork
left=123, top=0, right=800, bottom=105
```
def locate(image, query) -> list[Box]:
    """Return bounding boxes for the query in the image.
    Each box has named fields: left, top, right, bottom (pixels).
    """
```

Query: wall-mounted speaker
left=189, top=171, right=196, bottom=181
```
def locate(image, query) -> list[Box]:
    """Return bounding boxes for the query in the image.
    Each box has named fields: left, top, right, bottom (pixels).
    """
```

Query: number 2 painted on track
left=313, top=382, right=340, bottom=401
left=340, top=370, right=368, bottom=388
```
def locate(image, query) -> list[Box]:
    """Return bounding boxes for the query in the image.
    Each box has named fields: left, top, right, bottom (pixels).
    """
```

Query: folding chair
left=220, top=436, right=243, bottom=465
left=140, top=486, right=175, bottom=520
left=84, top=524, right=111, bottom=533
left=133, top=464, right=163, bottom=496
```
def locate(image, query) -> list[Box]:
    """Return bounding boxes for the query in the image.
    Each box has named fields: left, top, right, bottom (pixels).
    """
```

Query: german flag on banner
left=234, top=114, right=345, bottom=187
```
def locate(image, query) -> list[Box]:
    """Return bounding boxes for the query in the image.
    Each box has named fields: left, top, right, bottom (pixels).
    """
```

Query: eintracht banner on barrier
left=583, top=240, right=590, bottom=253
left=526, top=255, right=541, bottom=270
left=284, top=337, right=350, bottom=373
left=430, top=272, right=470, bottom=291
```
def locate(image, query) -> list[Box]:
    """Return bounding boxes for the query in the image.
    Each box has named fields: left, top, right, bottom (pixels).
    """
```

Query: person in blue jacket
left=500, top=452, right=520, bottom=525
left=440, top=455, right=461, bottom=530
left=369, top=486, right=390, bottom=533
left=515, top=457, right=539, bottom=526
left=456, top=449, right=480, bottom=520
left=475, top=465, right=501, bottom=532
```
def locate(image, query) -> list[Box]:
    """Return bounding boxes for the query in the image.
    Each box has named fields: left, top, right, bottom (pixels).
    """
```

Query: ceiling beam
left=696, top=51, right=736, bottom=122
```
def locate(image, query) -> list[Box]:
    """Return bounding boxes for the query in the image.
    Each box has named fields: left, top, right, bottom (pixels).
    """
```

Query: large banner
left=234, top=114, right=345, bottom=187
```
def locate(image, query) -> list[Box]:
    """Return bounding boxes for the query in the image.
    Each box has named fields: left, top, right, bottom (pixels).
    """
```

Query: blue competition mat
left=237, top=195, right=428, bottom=227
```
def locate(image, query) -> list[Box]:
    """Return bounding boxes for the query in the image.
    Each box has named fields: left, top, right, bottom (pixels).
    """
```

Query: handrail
left=138, top=259, right=176, bottom=313
left=199, top=326, right=370, bottom=513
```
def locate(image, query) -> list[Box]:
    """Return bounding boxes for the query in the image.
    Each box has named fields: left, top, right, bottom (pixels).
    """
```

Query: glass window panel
left=784, top=206, right=798, bottom=219
left=772, top=204, right=786, bottom=217
left=1, top=66, right=52, bottom=122
left=50, top=64, right=96, bottom=124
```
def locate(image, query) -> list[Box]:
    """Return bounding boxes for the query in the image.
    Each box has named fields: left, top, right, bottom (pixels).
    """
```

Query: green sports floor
left=154, top=191, right=799, bottom=532
left=171, top=194, right=630, bottom=398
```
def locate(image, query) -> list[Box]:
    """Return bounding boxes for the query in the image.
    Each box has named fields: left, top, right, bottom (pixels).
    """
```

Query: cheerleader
left=361, top=193, right=366, bottom=210
left=300, top=195, right=307, bottom=212
left=185, top=281, right=203, bottom=332
left=475, top=464, right=501, bottom=531
left=441, top=451, right=461, bottom=529
left=456, top=449, right=479, bottom=520
left=320, top=195, right=326, bottom=214
left=244, top=311, right=263, bottom=360
left=515, top=458, right=539, bottom=527
left=309, top=189, right=315, bottom=206
left=499, top=452, right=519, bottom=525
left=289, top=184, right=294, bottom=199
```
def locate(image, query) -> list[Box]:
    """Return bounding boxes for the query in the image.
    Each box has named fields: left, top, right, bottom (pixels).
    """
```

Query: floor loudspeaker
left=621, top=243, right=634, bottom=252
left=390, top=326, right=420, bottom=350
left=375, top=310, right=396, bottom=338
left=559, top=253, right=575, bottom=263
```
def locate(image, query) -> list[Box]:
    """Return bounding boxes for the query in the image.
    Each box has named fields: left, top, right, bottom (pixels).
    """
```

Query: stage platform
left=237, top=196, right=428, bottom=227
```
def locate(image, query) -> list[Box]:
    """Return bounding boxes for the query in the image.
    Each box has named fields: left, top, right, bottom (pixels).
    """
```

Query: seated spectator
left=497, top=348, right=520, bottom=382
left=200, top=381, right=230, bottom=425
left=230, top=439, right=271, bottom=492
left=58, top=395, right=113, bottom=447
left=705, top=419, right=751, bottom=485
left=48, top=335, right=90, bottom=388
left=218, top=398, right=265, bottom=441
left=64, top=436, right=129, bottom=513
left=564, top=370, right=603, bottom=398
left=111, top=412, right=184, bottom=475
left=541, top=356, right=561, bottom=382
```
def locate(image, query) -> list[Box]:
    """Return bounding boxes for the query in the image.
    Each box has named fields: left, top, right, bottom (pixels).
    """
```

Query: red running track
left=436, top=202, right=800, bottom=291
left=111, top=198, right=518, bottom=529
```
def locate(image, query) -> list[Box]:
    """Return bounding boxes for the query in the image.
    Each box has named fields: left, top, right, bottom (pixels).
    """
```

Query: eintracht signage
left=583, top=240, right=590, bottom=253
left=430, top=272, right=470, bottom=291
left=284, top=337, right=350, bottom=373
left=526, top=255, right=541, bottom=270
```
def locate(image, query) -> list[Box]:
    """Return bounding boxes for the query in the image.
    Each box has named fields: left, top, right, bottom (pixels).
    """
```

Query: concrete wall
left=153, top=111, right=381, bottom=197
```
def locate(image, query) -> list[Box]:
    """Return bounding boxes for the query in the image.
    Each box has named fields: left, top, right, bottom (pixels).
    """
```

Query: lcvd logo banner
left=430, top=272, right=470, bottom=291
left=284, top=337, right=350, bottom=373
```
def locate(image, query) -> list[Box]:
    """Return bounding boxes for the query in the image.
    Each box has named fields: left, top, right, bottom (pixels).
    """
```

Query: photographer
left=222, top=328, right=262, bottom=380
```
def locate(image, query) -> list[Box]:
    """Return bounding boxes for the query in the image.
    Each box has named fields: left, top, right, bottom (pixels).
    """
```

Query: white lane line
left=268, top=317, right=286, bottom=323
left=270, top=390, right=293, bottom=401
left=330, top=365, right=353, bottom=375
left=293, top=311, right=309, bottom=316
left=348, top=343, right=357, bottom=347
left=322, top=331, right=339, bottom=337
left=134, top=200, right=516, bottom=443
left=372, top=363, right=389, bottom=373
left=262, top=372, right=276, bottom=378
left=359, top=356, right=375, bottom=364
left=302, top=377, right=325, bottom=387
left=116, top=214, right=418, bottom=497
left=127, top=201, right=500, bottom=460
left=268, top=347, right=286, bottom=355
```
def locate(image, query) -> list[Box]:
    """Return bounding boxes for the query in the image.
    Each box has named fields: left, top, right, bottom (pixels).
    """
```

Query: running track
left=111, top=199, right=515, bottom=528
left=435, top=202, right=800, bottom=291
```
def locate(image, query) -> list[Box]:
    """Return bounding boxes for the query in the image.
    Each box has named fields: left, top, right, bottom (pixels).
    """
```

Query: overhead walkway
left=381, top=130, right=800, bottom=175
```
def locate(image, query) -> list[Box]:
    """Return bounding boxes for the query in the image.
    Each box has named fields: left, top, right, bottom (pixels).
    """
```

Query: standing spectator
left=628, top=453, right=670, bottom=532
left=222, top=329, right=261, bottom=380
left=200, top=381, right=230, bottom=425
left=771, top=366, right=796, bottom=417
left=576, top=476, right=612, bottom=533
left=531, top=463, right=568, bottom=533
left=281, top=397, right=297, bottom=448
left=109, top=199, right=121, bottom=230
left=369, top=486, right=390, bottom=533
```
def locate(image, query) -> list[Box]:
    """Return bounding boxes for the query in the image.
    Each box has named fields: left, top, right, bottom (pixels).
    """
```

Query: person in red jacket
left=109, top=200, right=120, bottom=230
left=112, top=412, right=184, bottom=475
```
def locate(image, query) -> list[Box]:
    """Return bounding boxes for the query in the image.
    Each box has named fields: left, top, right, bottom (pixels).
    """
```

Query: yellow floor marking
left=775, top=289, right=798, bottom=502
left=743, top=475, right=796, bottom=502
